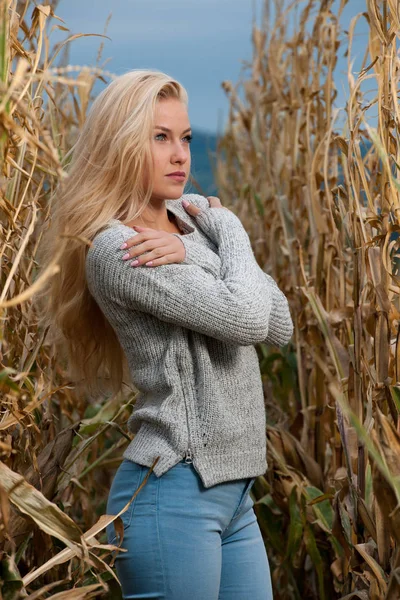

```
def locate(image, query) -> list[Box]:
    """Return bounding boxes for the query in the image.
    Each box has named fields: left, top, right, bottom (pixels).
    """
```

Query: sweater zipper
left=177, top=341, right=194, bottom=465
left=184, top=448, right=193, bottom=463
left=182, top=392, right=194, bottom=464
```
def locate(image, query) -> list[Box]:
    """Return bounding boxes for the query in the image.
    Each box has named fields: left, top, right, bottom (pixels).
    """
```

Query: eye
left=154, top=133, right=193, bottom=143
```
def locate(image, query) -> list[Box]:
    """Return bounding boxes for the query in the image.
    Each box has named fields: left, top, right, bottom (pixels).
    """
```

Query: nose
left=170, top=140, right=189, bottom=165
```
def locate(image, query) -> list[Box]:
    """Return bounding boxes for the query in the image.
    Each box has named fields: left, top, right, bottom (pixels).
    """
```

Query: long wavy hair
left=35, top=69, right=190, bottom=398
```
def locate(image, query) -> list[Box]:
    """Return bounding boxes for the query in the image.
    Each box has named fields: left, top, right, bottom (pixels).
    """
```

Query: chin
left=163, top=187, right=185, bottom=199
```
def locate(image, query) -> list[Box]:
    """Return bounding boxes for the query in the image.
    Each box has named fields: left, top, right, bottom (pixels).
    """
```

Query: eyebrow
left=154, top=126, right=192, bottom=134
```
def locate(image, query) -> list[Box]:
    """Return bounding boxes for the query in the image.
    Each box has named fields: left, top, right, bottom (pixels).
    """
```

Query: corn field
left=2, top=0, right=400, bottom=598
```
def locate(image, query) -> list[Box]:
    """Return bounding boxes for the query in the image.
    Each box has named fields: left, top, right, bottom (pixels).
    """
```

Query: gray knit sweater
left=85, top=193, right=293, bottom=488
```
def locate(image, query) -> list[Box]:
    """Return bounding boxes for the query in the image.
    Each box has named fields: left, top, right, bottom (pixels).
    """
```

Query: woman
left=37, top=69, right=293, bottom=599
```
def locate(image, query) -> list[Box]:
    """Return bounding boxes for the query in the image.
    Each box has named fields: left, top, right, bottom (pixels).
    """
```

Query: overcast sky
left=50, top=0, right=369, bottom=134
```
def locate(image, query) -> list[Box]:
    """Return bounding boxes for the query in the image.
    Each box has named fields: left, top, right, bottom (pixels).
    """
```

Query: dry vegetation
left=215, top=0, right=400, bottom=598
left=2, top=0, right=400, bottom=598
left=0, top=2, right=137, bottom=598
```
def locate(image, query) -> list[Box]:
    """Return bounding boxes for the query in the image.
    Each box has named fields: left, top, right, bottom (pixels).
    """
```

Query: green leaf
left=284, top=486, right=304, bottom=561
left=338, top=500, right=353, bottom=547
left=0, top=0, right=8, bottom=85
left=303, top=523, right=326, bottom=600
left=306, top=486, right=334, bottom=530
left=253, top=192, right=264, bottom=217
left=0, top=555, right=24, bottom=600
left=389, top=385, right=400, bottom=416
left=257, top=502, right=285, bottom=555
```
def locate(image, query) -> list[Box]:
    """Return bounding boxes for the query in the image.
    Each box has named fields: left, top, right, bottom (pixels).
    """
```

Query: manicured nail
left=145, top=261, right=153, bottom=266
left=120, top=242, right=127, bottom=249
left=121, top=253, right=130, bottom=260
left=130, top=259, right=139, bottom=266
left=182, top=199, right=189, bottom=208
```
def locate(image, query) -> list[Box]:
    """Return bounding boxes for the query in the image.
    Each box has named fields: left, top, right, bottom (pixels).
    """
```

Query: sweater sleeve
left=86, top=208, right=274, bottom=346
left=174, top=195, right=294, bottom=347
left=175, top=225, right=294, bottom=348
left=260, top=272, right=293, bottom=347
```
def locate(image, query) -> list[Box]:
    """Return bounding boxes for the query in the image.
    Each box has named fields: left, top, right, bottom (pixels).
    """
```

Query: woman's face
left=150, top=97, right=192, bottom=202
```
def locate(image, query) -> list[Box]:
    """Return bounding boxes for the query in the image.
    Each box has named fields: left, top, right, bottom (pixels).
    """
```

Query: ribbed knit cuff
left=265, top=279, right=293, bottom=346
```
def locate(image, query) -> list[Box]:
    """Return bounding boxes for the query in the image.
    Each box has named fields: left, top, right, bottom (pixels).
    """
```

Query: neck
left=124, top=201, right=178, bottom=232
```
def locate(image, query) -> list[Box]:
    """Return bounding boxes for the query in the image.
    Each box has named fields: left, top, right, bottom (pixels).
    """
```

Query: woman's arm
left=86, top=208, right=275, bottom=346
left=177, top=195, right=294, bottom=348
left=175, top=232, right=294, bottom=348
left=259, top=273, right=293, bottom=347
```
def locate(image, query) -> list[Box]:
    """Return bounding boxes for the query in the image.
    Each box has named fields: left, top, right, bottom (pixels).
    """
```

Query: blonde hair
left=35, top=69, right=190, bottom=398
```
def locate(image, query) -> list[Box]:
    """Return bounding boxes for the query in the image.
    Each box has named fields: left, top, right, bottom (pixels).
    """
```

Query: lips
left=166, top=172, right=186, bottom=182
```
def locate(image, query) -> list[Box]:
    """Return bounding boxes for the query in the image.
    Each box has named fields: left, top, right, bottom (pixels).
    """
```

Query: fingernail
left=182, top=199, right=189, bottom=207
left=130, top=259, right=139, bottom=266
left=120, top=242, right=127, bottom=249
left=122, top=253, right=130, bottom=260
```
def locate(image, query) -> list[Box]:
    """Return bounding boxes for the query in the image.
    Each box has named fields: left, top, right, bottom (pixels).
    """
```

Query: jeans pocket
left=106, top=460, right=144, bottom=545
left=232, top=477, right=257, bottom=521
left=249, top=476, right=256, bottom=492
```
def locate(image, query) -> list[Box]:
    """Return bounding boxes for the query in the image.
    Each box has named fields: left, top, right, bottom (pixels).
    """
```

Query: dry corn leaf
left=0, top=462, right=83, bottom=550
left=42, top=584, right=106, bottom=599
left=355, top=542, right=387, bottom=596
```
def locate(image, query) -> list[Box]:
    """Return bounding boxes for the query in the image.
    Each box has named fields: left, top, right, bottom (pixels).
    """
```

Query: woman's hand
left=182, top=195, right=228, bottom=216
left=120, top=227, right=186, bottom=267
left=119, top=196, right=227, bottom=267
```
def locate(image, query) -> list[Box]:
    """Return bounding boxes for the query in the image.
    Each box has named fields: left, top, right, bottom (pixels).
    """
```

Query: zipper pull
left=184, top=448, right=193, bottom=464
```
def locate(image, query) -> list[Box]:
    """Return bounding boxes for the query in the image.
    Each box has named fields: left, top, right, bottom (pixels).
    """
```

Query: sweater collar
left=108, top=199, right=196, bottom=236
left=165, top=200, right=195, bottom=235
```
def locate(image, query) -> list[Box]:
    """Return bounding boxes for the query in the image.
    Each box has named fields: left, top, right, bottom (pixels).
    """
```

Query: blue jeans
left=106, top=458, right=274, bottom=599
